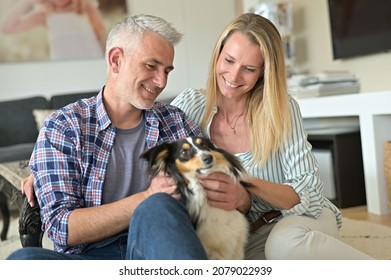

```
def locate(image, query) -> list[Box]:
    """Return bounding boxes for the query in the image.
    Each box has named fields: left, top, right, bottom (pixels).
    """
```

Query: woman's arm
left=245, top=178, right=300, bottom=210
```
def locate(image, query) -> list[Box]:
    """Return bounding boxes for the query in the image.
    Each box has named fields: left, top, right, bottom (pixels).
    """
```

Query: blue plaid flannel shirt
left=30, top=89, right=202, bottom=254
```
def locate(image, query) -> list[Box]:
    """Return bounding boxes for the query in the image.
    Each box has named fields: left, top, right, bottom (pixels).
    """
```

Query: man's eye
left=146, top=64, right=156, bottom=70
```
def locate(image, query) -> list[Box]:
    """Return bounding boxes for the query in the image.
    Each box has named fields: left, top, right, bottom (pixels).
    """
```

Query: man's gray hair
left=105, top=14, right=183, bottom=64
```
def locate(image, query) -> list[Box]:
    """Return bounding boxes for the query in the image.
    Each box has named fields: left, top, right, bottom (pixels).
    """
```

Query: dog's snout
left=201, top=153, right=213, bottom=165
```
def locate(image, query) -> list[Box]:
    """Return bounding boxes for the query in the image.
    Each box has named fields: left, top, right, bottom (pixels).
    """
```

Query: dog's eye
left=201, top=142, right=212, bottom=150
left=180, top=149, right=191, bottom=159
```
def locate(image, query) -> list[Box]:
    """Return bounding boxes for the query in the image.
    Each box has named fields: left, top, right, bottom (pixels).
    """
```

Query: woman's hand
left=21, top=174, right=35, bottom=207
left=200, top=172, right=251, bottom=213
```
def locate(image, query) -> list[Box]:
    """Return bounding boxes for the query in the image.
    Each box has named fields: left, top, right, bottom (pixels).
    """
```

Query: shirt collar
left=96, top=88, right=112, bottom=131
left=96, top=87, right=160, bottom=135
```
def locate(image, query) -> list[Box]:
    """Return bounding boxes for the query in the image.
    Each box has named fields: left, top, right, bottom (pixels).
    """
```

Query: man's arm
left=67, top=172, right=178, bottom=246
left=21, top=169, right=179, bottom=246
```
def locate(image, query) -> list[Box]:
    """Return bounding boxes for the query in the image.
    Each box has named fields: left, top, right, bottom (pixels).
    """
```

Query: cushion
left=0, top=143, right=35, bottom=163
left=0, top=97, right=50, bottom=147
left=32, top=109, right=55, bottom=131
left=50, top=91, right=96, bottom=109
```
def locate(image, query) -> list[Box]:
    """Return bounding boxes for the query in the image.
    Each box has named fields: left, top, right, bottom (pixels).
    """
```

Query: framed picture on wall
left=0, top=0, right=127, bottom=63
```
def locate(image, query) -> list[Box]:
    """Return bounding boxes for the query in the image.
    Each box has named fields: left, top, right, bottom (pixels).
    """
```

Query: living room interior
left=1, top=0, right=391, bottom=259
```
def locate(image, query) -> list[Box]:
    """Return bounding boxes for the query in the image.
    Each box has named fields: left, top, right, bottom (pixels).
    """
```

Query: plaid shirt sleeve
left=30, top=111, right=84, bottom=251
left=29, top=94, right=112, bottom=254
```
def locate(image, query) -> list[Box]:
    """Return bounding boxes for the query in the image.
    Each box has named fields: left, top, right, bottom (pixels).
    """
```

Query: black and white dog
left=141, top=136, right=249, bottom=259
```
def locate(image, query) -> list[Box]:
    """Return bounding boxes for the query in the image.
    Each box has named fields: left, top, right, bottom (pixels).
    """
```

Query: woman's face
left=216, top=32, right=263, bottom=100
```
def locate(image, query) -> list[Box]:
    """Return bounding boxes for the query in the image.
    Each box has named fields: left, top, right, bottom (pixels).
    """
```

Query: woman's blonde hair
left=202, top=13, right=292, bottom=166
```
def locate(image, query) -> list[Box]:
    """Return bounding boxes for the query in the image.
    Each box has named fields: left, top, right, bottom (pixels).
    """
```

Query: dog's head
left=140, top=137, right=248, bottom=196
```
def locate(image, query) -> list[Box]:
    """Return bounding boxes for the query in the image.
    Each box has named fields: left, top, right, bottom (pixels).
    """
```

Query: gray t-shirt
left=101, top=119, right=148, bottom=204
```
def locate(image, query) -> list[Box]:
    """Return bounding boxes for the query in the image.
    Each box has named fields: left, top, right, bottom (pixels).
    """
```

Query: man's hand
left=21, top=174, right=35, bottom=207
left=146, top=172, right=180, bottom=200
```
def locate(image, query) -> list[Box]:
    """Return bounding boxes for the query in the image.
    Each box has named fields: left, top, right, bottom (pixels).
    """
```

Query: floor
left=2, top=205, right=391, bottom=242
left=341, top=205, right=391, bottom=227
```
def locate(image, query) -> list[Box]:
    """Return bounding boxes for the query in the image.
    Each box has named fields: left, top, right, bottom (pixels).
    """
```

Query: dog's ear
left=217, top=147, right=247, bottom=178
left=140, top=143, right=170, bottom=172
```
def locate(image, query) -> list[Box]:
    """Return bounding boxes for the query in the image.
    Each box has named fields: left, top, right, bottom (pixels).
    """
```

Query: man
left=8, top=14, right=208, bottom=260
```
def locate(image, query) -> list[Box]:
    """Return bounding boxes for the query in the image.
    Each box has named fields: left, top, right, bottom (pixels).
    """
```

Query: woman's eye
left=225, top=58, right=234, bottom=64
left=245, top=67, right=256, bottom=72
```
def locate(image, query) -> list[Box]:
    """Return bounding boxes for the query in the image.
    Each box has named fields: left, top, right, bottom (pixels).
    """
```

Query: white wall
left=247, top=0, right=391, bottom=93
left=127, top=0, right=237, bottom=101
left=4, top=0, right=388, bottom=103
left=0, top=0, right=238, bottom=102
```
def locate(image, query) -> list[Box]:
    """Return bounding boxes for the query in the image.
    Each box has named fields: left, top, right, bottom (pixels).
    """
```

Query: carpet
left=1, top=214, right=391, bottom=260
left=339, top=217, right=391, bottom=260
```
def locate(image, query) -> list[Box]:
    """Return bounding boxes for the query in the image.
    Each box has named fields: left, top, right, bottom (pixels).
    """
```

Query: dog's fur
left=141, top=136, right=249, bottom=260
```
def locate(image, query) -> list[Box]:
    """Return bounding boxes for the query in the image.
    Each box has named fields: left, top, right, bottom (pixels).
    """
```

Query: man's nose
left=152, top=71, right=167, bottom=89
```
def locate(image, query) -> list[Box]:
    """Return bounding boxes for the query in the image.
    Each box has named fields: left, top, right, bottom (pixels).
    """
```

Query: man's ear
left=108, top=47, right=123, bottom=73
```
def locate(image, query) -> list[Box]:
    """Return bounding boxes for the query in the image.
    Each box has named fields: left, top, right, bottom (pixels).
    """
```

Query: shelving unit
left=297, top=91, right=391, bottom=215
left=308, top=128, right=366, bottom=208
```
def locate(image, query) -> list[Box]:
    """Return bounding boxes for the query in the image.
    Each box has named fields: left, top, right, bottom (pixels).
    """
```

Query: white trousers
left=245, top=207, right=375, bottom=260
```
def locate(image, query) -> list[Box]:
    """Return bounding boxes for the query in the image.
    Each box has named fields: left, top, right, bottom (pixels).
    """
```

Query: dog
left=140, top=136, right=249, bottom=259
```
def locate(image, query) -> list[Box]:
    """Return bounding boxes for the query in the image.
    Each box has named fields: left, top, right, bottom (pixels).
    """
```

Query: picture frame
left=0, top=0, right=127, bottom=63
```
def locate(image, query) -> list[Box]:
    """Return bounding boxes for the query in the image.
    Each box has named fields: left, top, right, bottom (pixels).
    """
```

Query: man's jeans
left=7, top=193, right=208, bottom=260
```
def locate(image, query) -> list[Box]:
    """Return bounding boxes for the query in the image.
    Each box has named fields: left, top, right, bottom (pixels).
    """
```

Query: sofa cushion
left=0, top=97, right=50, bottom=147
left=32, top=109, right=56, bottom=131
left=50, top=91, right=97, bottom=109
left=0, top=143, right=35, bottom=163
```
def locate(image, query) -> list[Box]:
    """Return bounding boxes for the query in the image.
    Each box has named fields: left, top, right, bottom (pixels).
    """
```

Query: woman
left=171, top=13, right=373, bottom=259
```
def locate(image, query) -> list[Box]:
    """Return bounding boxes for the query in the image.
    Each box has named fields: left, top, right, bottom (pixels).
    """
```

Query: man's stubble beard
left=117, top=81, right=152, bottom=110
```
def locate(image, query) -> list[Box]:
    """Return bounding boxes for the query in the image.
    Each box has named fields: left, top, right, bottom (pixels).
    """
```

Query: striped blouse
left=171, top=88, right=342, bottom=228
